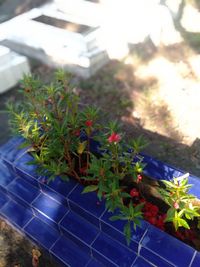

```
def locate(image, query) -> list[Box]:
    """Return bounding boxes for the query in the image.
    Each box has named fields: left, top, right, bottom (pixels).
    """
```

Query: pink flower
left=137, top=174, right=142, bottom=183
left=48, top=97, right=53, bottom=104
left=173, top=202, right=179, bottom=209
left=108, top=133, right=121, bottom=143
left=130, top=188, right=139, bottom=197
left=40, top=178, right=46, bottom=184
left=74, top=129, right=80, bottom=136
left=85, top=120, right=93, bottom=127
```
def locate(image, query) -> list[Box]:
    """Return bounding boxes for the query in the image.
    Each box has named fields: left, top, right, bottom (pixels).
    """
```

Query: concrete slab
left=0, top=46, right=12, bottom=65
left=0, top=1, right=108, bottom=78
left=0, top=45, right=30, bottom=94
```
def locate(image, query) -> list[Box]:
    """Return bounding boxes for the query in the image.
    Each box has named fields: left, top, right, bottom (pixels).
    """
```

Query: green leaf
left=121, top=192, right=131, bottom=198
left=178, top=218, right=190, bottom=229
left=77, top=141, right=87, bottom=155
left=19, top=141, right=31, bottom=149
left=124, top=221, right=131, bottom=245
left=134, top=202, right=145, bottom=213
left=165, top=208, right=176, bottom=222
left=110, top=215, right=124, bottom=221
left=60, top=175, right=69, bottom=181
left=184, top=208, right=200, bottom=220
left=197, top=218, right=200, bottom=229
left=82, top=185, right=98, bottom=194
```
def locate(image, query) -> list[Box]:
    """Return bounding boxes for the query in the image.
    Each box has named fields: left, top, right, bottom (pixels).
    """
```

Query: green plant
left=7, top=70, right=200, bottom=248
left=159, top=173, right=200, bottom=231
left=7, top=71, right=100, bottom=181
left=8, top=70, right=147, bottom=244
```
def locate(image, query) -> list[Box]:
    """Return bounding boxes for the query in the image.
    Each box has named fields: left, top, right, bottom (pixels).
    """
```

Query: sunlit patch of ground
left=181, top=2, right=200, bottom=32
left=127, top=43, right=200, bottom=146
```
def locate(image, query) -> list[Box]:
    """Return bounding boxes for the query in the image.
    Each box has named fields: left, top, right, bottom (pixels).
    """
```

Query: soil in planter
left=57, top=151, right=200, bottom=251
left=124, top=174, right=200, bottom=251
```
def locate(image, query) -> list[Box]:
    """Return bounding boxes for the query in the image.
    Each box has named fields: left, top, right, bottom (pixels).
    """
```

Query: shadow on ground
left=0, top=219, right=57, bottom=267
left=78, top=57, right=200, bottom=177
left=0, top=0, right=49, bottom=22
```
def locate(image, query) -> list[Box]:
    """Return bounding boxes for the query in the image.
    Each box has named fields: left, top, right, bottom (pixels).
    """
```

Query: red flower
left=74, top=129, right=80, bottom=136
left=130, top=188, right=139, bottom=197
left=175, top=231, right=185, bottom=240
left=173, top=202, right=179, bottom=209
left=79, top=166, right=87, bottom=174
left=137, top=174, right=142, bottom=183
left=155, top=214, right=166, bottom=230
left=147, top=217, right=157, bottom=225
left=144, top=202, right=159, bottom=216
left=144, top=211, right=152, bottom=218
left=85, top=120, right=93, bottom=127
left=108, top=133, right=121, bottom=143
left=185, top=229, right=196, bottom=241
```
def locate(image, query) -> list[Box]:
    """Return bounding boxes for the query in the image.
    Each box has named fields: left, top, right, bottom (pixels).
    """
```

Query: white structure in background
left=0, top=45, right=30, bottom=93
left=181, top=3, right=200, bottom=32
left=0, top=1, right=108, bottom=78
left=99, top=0, right=182, bottom=59
left=0, top=0, right=182, bottom=77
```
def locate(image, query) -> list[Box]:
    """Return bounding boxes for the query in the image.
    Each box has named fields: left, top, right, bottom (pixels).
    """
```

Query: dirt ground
left=0, top=219, right=57, bottom=267
left=79, top=41, right=200, bottom=177
left=1, top=0, right=200, bottom=266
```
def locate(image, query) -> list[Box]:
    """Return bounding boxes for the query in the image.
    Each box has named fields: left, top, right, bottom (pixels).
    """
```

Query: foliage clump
left=8, top=70, right=200, bottom=246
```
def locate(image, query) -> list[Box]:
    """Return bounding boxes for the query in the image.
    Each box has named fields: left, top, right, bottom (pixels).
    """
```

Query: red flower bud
left=48, top=97, right=53, bottom=104
left=74, top=129, right=80, bottom=136
left=137, top=174, right=142, bottom=183
left=130, top=188, right=139, bottom=197
left=173, top=202, right=179, bottom=209
left=175, top=231, right=184, bottom=240
left=85, top=120, right=93, bottom=127
left=79, top=166, right=87, bottom=174
left=108, top=133, right=121, bottom=143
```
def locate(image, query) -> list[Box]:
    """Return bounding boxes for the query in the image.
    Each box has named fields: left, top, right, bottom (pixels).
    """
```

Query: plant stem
left=86, top=136, right=91, bottom=174
left=78, top=155, right=82, bottom=172
left=63, top=138, right=81, bottom=182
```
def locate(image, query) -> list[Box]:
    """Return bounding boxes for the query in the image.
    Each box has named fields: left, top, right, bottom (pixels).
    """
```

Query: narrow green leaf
left=110, top=215, right=123, bottom=221
left=178, top=218, right=190, bottom=229
left=82, top=185, right=98, bottom=194
left=124, top=221, right=131, bottom=245
left=166, top=208, right=176, bottom=219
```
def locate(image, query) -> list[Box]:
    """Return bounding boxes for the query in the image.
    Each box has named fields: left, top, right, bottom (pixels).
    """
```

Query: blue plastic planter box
left=0, top=137, right=200, bottom=267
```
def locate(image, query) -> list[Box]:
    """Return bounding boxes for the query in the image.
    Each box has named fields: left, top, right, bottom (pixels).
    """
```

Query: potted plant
left=2, top=70, right=200, bottom=266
